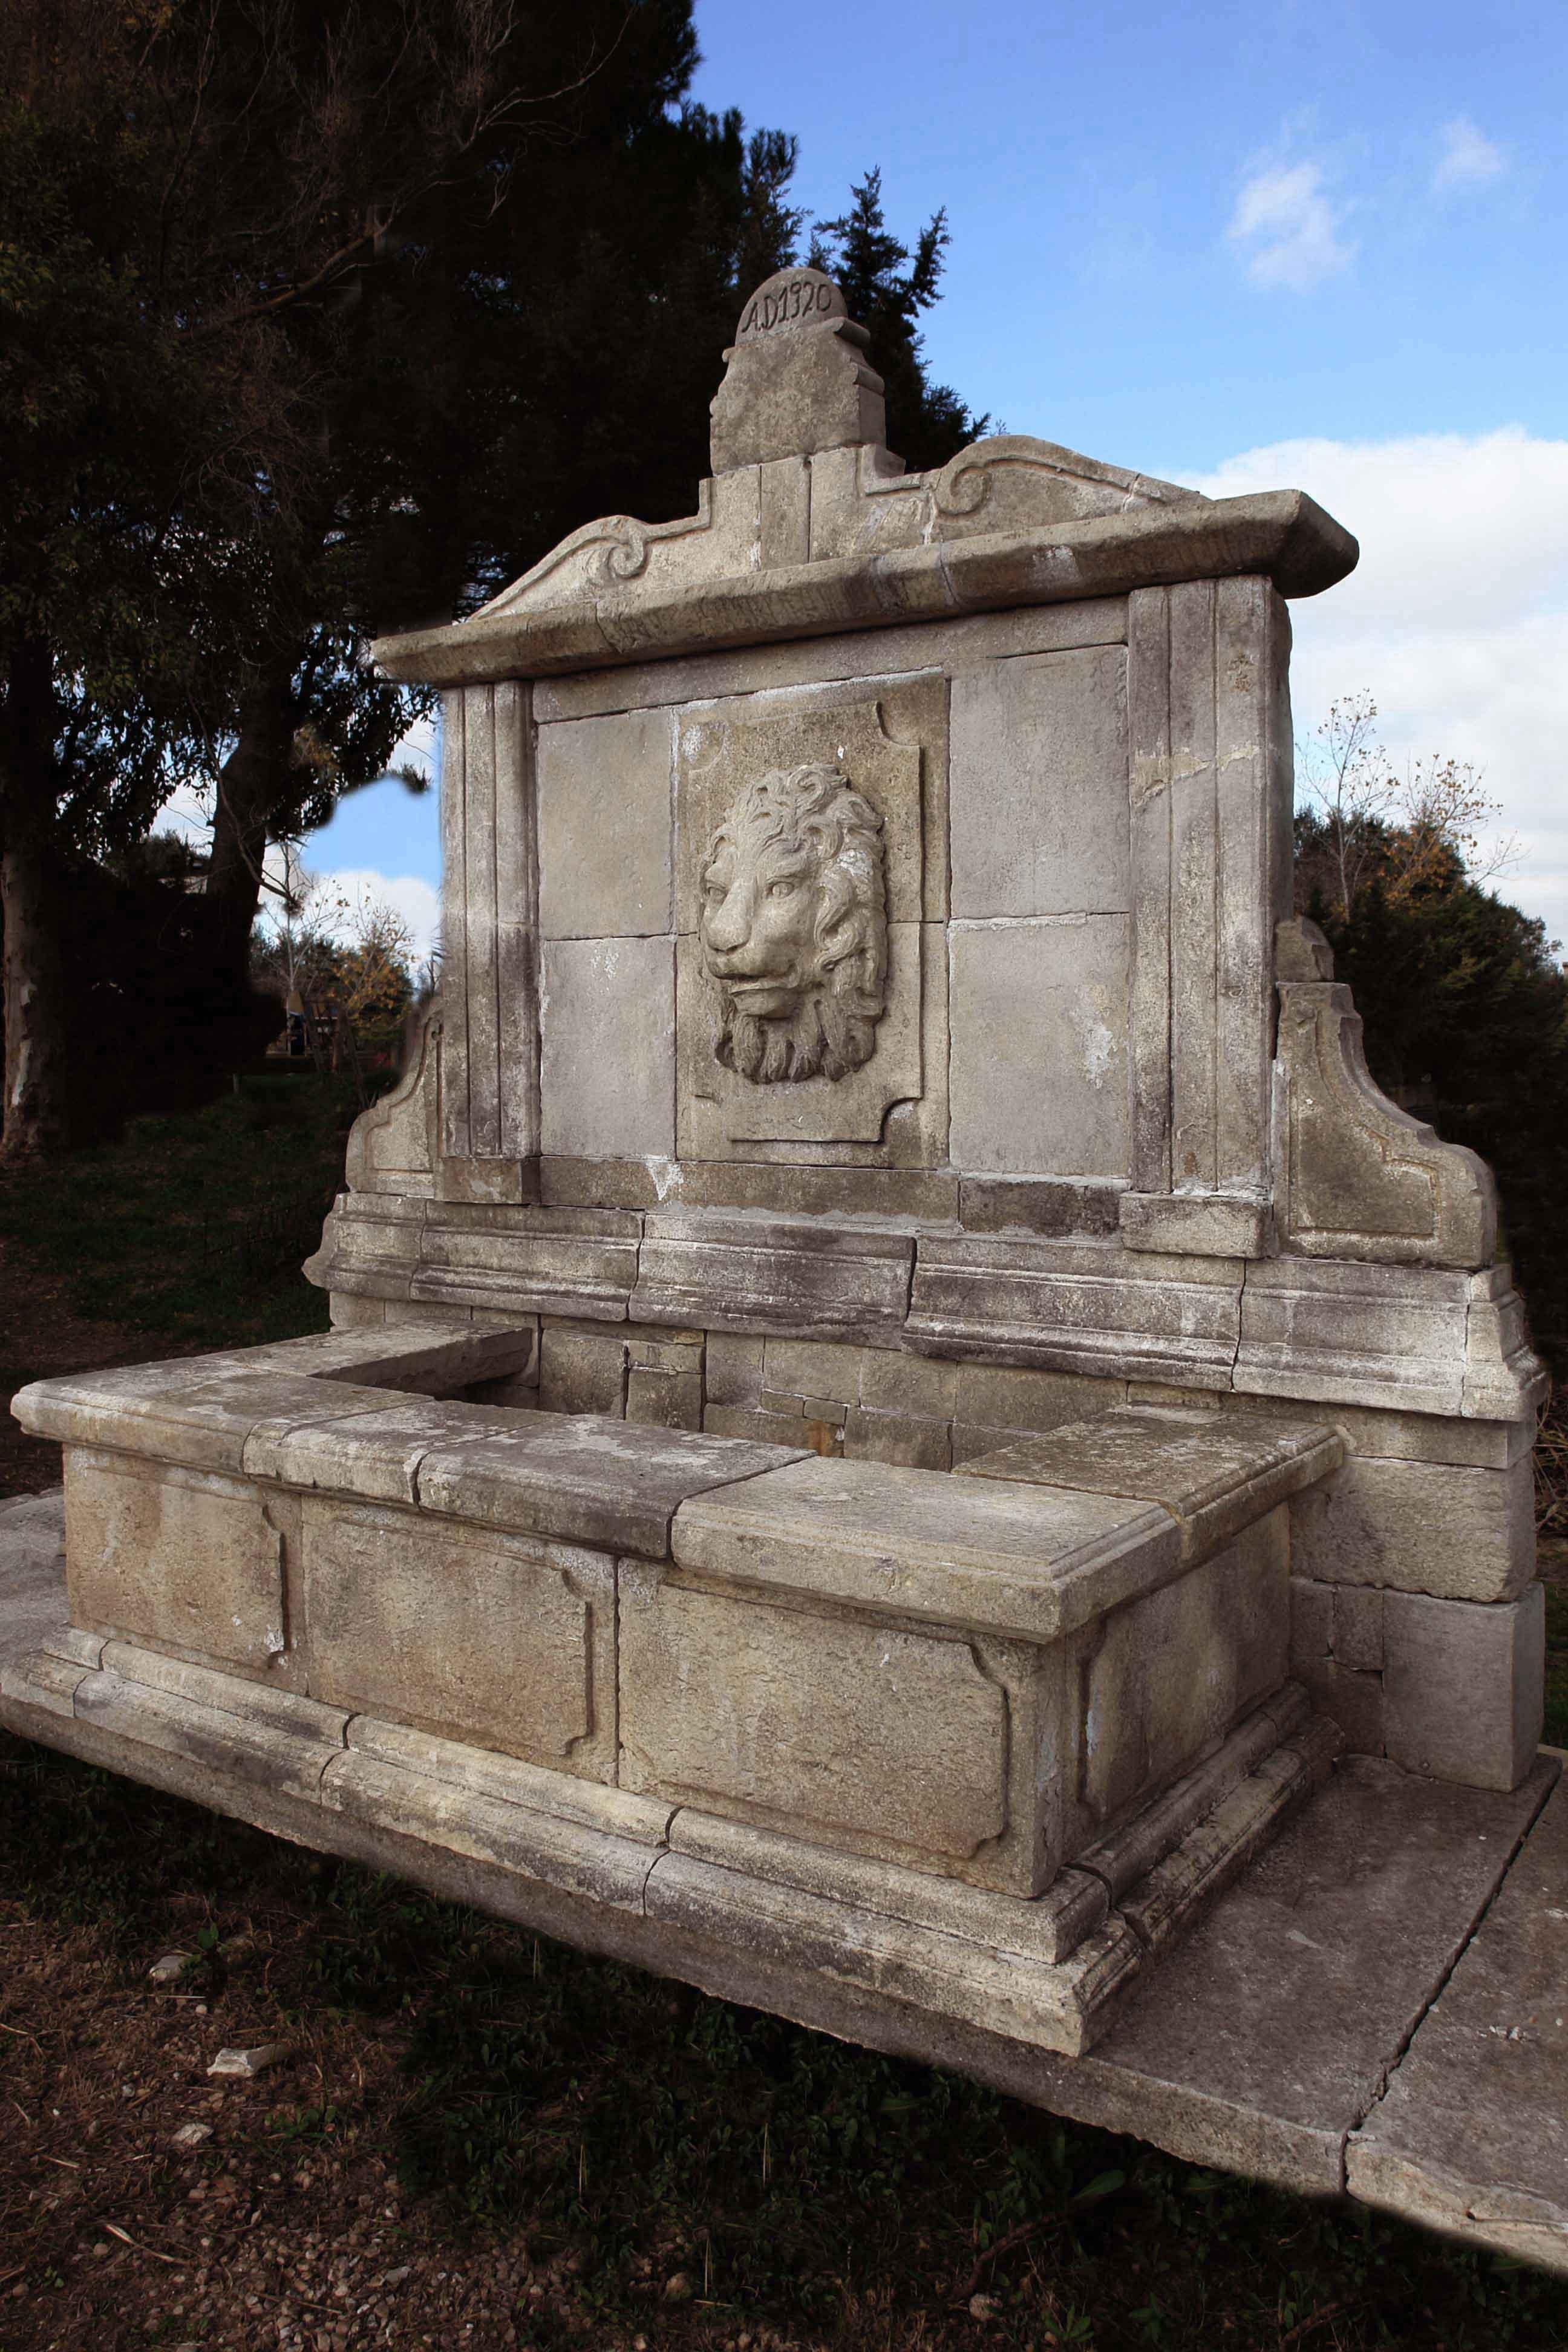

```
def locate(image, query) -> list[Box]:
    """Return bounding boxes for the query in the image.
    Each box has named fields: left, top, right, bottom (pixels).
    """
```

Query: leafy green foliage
left=0, top=1071, right=365, bottom=1348
left=1298, top=810, right=1568, bottom=1367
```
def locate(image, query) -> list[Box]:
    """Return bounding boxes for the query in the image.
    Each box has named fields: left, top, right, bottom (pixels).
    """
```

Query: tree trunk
left=1, top=638, right=70, bottom=1161
left=205, top=668, right=296, bottom=986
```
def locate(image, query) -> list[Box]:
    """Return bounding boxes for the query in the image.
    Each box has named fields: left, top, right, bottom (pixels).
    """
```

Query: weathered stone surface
left=909, top=1235, right=1241, bottom=1388
left=949, top=915, right=1129, bottom=1179
left=1275, top=973, right=1497, bottom=1269
left=626, top=1366, right=704, bottom=1429
left=540, top=935, right=675, bottom=1161
left=666, top=1806, right=1109, bottom=1965
left=343, top=1006, right=440, bottom=1196
left=1235, top=1254, right=1474, bottom=1418
left=302, top=1501, right=616, bottom=1777
left=634, top=1210, right=912, bottom=1342
left=959, top=1176, right=1124, bottom=1240
left=371, top=492, right=1356, bottom=690
left=1383, top=1585, right=1544, bottom=1791
left=411, top=1204, right=641, bottom=1321
left=710, top=271, right=885, bottom=472
left=1289, top=1452, right=1535, bottom=1603
left=1073, top=1516, right=1290, bottom=1831
left=672, top=1453, right=1178, bottom=1643
left=538, top=1323, right=627, bottom=1418
left=704, top=1402, right=840, bottom=1452
left=620, top=1573, right=1013, bottom=1869
left=1224, top=1388, right=1533, bottom=1470
left=762, top=1336, right=863, bottom=1405
left=954, top=1361, right=1126, bottom=1435
left=16, top=1366, right=407, bottom=1475
left=417, top=1413, right=807, bottom=1559
left=1119, top=1193, right=1273, bottom=1259
left=1075, top=1684, right=1309, bottom=1901
left=63, top=1452, right=289, bottom=1670
left=959, top=1404, right=1343, bottom=1565
left=1347, top=1777, right=1568, bottom=2273
left=949, top=645, right=1128, bottom=920
left=703, top=1331, right=764, bottom=1406
left=246, top=1397, right=521, bottom=1505
left=537, top=707, right=673, bottom=939
left=843, top=1405, right=952, bottom=1471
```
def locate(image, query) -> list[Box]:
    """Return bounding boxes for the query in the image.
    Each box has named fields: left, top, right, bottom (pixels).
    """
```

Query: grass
left=4, top=1731, right=1567, bottom=2351
left=0, top=1071, right=370, bottom=1353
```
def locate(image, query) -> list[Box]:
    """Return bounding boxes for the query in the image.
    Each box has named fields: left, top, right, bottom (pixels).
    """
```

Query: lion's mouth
left=722, top=977, right=802, bottom=1011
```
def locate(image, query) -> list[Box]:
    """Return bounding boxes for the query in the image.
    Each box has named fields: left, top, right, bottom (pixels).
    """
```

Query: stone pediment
left=371, top=269, right=1356, bottom=687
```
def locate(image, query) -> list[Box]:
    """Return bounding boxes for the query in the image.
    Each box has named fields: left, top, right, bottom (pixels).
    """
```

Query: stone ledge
left=0, top=1627, right=1338, bottom=2059
left=370, top=492, right=1356, bottom=688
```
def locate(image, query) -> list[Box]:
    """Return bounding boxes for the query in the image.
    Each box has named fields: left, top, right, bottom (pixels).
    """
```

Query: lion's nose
left=702, top=887, right=753, bottom=958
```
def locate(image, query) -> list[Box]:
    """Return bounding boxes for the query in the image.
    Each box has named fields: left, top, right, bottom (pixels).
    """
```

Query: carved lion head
left=699, top=763, right=888, bottom=1085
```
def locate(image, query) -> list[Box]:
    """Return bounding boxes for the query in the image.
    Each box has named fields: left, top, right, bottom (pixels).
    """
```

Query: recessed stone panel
left=64, top=1451, right=286, bottom=1671
left=950, top=645, right=1129, bottom=919
left=619, top=1575, right=1010, bottom=1865
left=540, top=935, right=675, bottom=1160
left=949, top=916, right=1129, bottom=1177
left=537, top=708, right=674, bottom=941
left=302, top=1501, right=614, bottom=1777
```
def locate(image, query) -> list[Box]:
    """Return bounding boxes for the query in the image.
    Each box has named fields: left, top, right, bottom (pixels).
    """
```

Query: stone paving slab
left=0, top=1496, right=1562, bottom=2266
left=1347, top=1768, right=1568, bottom=2273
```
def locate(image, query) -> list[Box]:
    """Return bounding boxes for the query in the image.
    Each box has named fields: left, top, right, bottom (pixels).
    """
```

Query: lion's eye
left=767, top=878, right=797, bottom=898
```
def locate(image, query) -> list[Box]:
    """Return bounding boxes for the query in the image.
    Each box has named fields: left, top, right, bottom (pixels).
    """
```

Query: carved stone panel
left=675, top=680, right=947, bottom=1159
left=301, top=1501, right=615, bottom=1779
left=618, top=1573, right=1010, bottom=1867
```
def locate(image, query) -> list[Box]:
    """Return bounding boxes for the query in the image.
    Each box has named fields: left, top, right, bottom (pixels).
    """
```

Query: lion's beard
left=714, top=972, right=880, bottom=1085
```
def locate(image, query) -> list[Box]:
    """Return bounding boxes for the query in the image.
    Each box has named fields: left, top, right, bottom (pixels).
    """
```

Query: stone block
left=960, top=1177, right=1123, bottom=1239
left=1218, top=1389, right=1533, bottom=1471
left=704, top=1333, right=763, bottom=1407
left=247, top=1398, right=524, bottom=1505
left=949, top=644, right=1129, bottom=919
left=413, top=1204, right=640, bottom=1321
left=704, top=1403, right=836, bottom=1451
left=417, top=1413, right=808, bottom=1559
left=1289, top=1576, right=1334, bottom=1671
left=1074, top=1515, right=1290, bottom=1831
left=960, top=1405, right=1343, bottom=1566
left=1120, top=1193, right=1273, bottom=1259
left=909, top=1235, right=1241, bottom=1388
left=619, top=1575, right=1014, bottom=1872
left=635, top=1211, right=912, bottom=1344
left=537, top=708, right=673, bottom=939
left=540, top=935, right=675, bottom=1161
left=859, top=1348, right=959, bottom=1421
left=953, top=1361, right=1123, bottom=1437
left=301, top=1500, right=615, bottom=1779
left=672, top=1454, right=1178, bottom=1644
left=843, top=1406, right=952, bottom=1471
left=1383, top=1586, right=1544, bottom=1792
left=22, top=1368, right=408, bottom=1478
left=949, top=915, right=1129, bottom=1179
left=762, top=1336, right=863, bottom=1405
left=1289, top=1454, right=1534, bottom=1604
left=1334, top=1585, right=1385, bottom=1672
left=64, top=1452, right=287, bottom=1673
left=1296, top=1658, right=1386, bottom=1756
left=330, top=1294, right=387, bottom=1330
left=1235, top=1256, right=1472, bottom=1417
left=626, top=1368, right=704, bottom=1430
left=538, top=1324, right=627, bottom=1418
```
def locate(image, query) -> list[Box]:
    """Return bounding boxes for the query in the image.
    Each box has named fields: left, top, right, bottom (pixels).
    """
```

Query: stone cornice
left=371, top=489, right=1357, bottom=689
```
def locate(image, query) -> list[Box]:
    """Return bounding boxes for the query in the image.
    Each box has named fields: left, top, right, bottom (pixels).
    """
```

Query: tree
left=1296, top=757, right=1568, bottom=1367
left=809, top=168, right=991, bottom=471
left=1296, top=691, right=1517, bottom=921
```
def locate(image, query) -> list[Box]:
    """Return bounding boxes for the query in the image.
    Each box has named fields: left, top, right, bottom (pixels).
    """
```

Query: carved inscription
left=699, top=764, right=888, bottom=1085
left=737, top=269, right=845, bottom=340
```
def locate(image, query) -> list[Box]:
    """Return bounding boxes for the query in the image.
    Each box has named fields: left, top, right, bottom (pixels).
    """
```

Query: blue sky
left=299, top=0, right=1567, bottom=952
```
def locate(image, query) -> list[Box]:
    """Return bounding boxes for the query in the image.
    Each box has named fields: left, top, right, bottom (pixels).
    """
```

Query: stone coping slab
left=671, top=1453, right=1181, bottom=1642
left=1347, top=1769, right=1568, bottom=2271
left=959, top=1405, right=1346, bottom=1563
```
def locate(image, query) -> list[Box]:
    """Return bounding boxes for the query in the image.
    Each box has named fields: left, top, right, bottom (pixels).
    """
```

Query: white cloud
left=1433, top=117, right=1506, bottom=193
left=1227, top=162, right=1353, bottom=292
left=1192, top=428, right=1568, bottom=951
left=311, top=868, right=442, bottom=962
